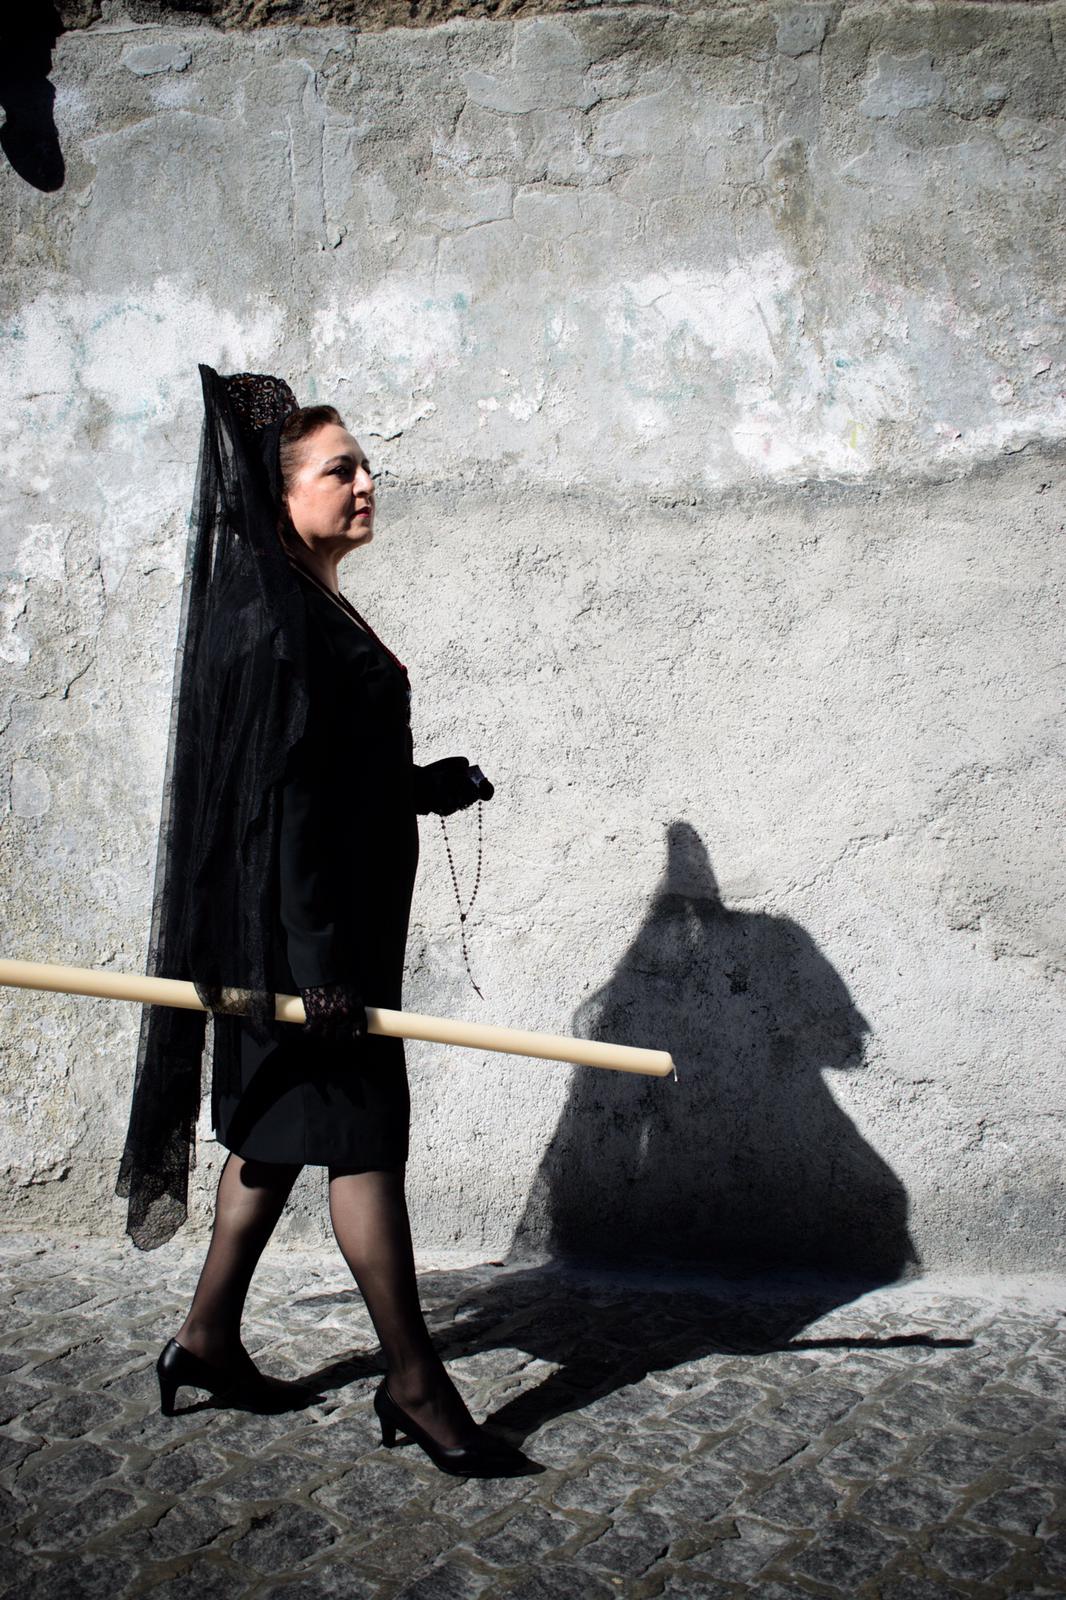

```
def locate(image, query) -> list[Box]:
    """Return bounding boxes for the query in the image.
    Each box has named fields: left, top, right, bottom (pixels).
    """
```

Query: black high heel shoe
left=373, top=1378, right=535, bottom=1478
left=156, top=1338, right=321, bottom=1416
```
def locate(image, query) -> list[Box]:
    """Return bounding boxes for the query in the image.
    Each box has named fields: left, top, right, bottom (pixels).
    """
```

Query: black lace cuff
left=299, top=980, right=368, bottom=1042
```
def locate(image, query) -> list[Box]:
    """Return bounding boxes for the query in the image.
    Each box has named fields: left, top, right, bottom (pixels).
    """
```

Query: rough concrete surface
left=1, top=3, right=1064, bottom=1268
left=0, top=1234, right=1064, bottom=1597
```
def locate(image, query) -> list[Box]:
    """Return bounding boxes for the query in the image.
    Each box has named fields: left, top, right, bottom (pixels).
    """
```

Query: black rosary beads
left=439, top=800, right=484, bottom=999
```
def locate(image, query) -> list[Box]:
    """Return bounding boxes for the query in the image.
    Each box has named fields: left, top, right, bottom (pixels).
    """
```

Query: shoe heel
left=372, top=1375, right=529, bottom=1478
left=156, top=1346, right=180, bottom=1417
left=374, top=1381, right=399, bottom=1447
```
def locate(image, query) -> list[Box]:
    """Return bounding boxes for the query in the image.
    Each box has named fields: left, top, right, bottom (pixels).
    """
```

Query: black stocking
left=327, top=1166, right=477, bottom=1449
left=176, top=1152, right=302, bottom=1366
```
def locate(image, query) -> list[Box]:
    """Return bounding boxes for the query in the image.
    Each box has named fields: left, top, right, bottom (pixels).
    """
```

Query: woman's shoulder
left=296, top=573, right=379, bottom=659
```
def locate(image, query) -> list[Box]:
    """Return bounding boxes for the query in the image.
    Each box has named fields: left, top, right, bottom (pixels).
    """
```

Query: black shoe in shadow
left=374, top=1377, right=542, bottom=1478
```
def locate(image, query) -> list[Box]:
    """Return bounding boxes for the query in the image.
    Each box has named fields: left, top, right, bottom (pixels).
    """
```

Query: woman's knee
left=235, top=1155, right=303, bottom=1191
left=327, top=1162, right=406, bottom=1184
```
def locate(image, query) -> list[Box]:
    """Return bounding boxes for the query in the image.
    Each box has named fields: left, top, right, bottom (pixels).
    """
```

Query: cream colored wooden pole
left=0, top=958, right=675, bottom=1078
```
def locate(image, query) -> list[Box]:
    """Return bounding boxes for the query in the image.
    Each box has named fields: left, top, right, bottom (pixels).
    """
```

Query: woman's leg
left=174, top=1151, right=303, bottom=1366
left=327, top=1166, right=477, bottom=1449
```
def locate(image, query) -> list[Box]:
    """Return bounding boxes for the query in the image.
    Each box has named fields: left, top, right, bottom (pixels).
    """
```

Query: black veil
left=116, top=366, right=312, bottom=1250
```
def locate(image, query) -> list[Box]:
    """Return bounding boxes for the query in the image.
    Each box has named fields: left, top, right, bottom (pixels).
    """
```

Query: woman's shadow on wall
left=509, top=819, right=917, bottom=1284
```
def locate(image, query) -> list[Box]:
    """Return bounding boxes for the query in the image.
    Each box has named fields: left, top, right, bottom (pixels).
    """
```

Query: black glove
left=299, top=980, right=368, bottom=1045
left=413, top=756, right=492, bottom=817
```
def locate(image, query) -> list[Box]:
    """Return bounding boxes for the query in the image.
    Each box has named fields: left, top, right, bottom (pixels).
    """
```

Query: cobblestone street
left=0, top=1234, right=1062, bottom=1598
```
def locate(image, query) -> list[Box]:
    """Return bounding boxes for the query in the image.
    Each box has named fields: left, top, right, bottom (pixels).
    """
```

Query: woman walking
left=117, top=366, right=524, bottom=1477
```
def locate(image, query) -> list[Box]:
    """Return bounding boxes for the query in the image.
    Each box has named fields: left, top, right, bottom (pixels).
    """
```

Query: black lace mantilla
left=115, top=366, right=313, bottom=1251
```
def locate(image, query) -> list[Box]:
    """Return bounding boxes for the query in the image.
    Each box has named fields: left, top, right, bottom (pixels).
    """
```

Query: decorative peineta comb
left=224, top=371, right=299, bottom=436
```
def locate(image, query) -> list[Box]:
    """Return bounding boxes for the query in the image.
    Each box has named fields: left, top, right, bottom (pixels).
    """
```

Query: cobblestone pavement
left=0, top=1233, right=1063, bottom=1599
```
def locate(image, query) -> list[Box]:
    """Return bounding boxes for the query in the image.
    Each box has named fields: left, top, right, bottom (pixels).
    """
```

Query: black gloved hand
left=413, top=755, right=488, bottom=817
left=299, top=980, right=368, bottom=1045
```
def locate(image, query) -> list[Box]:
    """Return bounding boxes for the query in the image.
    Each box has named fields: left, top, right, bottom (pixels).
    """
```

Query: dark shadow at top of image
left=1, top=3, right=65, bottom=193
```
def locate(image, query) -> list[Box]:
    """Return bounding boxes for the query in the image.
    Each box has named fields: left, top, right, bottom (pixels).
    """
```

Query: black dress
left=212, top=567, right=419, bottom=1169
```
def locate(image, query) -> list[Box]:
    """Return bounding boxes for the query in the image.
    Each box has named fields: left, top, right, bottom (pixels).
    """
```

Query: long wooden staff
left=0, top=958, right=674, bottom=1078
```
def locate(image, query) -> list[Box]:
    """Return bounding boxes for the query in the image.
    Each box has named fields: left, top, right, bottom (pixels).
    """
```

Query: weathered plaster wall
left=1, top=2, right=1063, bottom=1272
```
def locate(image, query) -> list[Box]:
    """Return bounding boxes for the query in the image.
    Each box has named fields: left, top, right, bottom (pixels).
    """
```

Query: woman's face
left=284, top=423, right=375, bottom=549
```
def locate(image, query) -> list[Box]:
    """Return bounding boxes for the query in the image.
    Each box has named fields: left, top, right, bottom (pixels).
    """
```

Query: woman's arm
left=278, top=729, right=348, bottom=989
left=278, top=730, right=368, bottom=1043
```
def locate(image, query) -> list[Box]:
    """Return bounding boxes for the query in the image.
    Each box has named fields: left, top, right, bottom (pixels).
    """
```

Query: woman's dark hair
left=277, top=404, right=346, bottom=548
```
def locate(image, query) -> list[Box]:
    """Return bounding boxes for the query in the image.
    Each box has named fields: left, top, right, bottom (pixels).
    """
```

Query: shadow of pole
left=1, top=2, right=65, bottom=193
